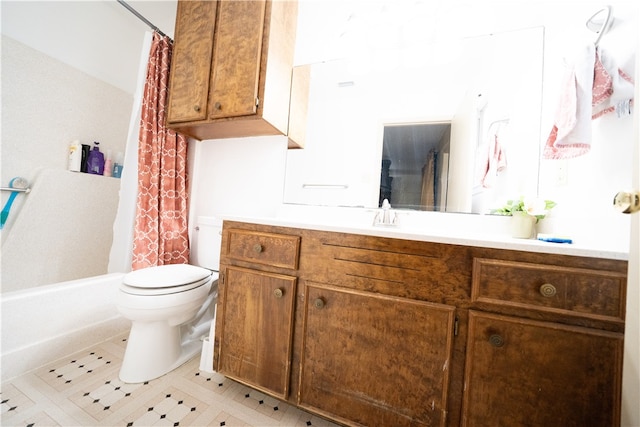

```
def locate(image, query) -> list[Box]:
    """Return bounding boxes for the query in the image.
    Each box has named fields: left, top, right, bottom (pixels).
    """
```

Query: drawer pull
left=193, top=105, right=201, bottom=112
left=489, top=334, right=504, bottom=347
left=314, top=298, right=325, bottom=309
left=253, top=244, right=263, bottom=254
left=214, top=101, right=222, bottom=110
left=273, top=288, right=283, bottom=298
left=539, top=283, right=557, bottom=297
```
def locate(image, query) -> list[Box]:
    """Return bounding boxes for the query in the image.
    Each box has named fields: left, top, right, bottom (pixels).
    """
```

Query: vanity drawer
left=226, top=229, right=300, bottom=270
left=471, top=258, right=626, bottom=322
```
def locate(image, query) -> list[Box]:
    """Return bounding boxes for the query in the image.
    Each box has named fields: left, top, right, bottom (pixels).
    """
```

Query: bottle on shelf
left=104, top=150, right=113, bottom=177
left=112, top=152, right=124, bottom=178
left=68, top=140, right=82, bottom=172
left=86, top=141, right=105, bottom=175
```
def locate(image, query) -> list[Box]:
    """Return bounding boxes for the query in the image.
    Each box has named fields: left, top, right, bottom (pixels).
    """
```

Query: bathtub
left=1, top=273, right=130, bottom=382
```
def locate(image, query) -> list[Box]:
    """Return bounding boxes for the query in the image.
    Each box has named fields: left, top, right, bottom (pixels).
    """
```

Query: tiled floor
left=0, top=334, right=341, bottom=427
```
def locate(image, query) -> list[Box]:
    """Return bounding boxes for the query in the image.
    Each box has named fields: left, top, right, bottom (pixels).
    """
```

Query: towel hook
left=586, top=5, right=613, bottom=46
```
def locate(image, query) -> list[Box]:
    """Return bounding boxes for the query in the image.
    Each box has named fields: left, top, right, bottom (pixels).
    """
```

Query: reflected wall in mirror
left=380, top=122, right=451, bottom=211
left=284, top=26, right=544, bottom=213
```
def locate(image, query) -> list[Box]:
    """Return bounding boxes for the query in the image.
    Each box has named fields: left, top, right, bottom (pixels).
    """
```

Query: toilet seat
left=121, top=264, right=214, bottom=296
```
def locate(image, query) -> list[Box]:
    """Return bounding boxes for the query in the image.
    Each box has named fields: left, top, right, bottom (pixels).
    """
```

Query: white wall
left=0, top=0, right=176, bottom=95
left=1, top=0, right=175, bottom=290
left=1, top=37, right=132, bottom=290
left=188, top=136, right=289, bottom=227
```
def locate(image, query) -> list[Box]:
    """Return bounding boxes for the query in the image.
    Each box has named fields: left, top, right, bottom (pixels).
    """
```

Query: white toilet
left=116, top=217, right=222, bottom=383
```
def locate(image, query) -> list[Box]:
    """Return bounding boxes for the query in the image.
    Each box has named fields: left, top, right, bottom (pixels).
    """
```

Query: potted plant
left=492, top=196, right=556, bottom=238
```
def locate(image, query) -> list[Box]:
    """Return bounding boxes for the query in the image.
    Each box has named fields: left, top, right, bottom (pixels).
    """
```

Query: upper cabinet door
left=167, top=1, right=217, bottom=123
left=210, top=0, right=265, bottom=119
left=166, top=0, right=297, bottom=141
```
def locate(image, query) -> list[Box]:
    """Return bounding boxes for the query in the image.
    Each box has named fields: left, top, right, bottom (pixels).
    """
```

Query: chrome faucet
left=373, top=199, right=398, bottom=226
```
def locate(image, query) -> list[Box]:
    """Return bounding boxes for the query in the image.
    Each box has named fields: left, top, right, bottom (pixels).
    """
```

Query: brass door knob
left=253, top=244, right=263, bottom=253
left=613, top=191, right=640, bottom=214
left=313, top=298, right=325, bottom=309
left=539, top=283, right=557, bottom=297
left=274, top=288, right=283, bottom=298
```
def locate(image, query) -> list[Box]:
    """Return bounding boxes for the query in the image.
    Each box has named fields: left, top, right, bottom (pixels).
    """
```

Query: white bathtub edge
left=1, top=273, right=131, bottom=382
left=1, top=315, right=130, bottom=383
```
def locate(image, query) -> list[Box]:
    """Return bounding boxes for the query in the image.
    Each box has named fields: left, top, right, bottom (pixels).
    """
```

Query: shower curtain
left=131, top=31, right=189, bottom=270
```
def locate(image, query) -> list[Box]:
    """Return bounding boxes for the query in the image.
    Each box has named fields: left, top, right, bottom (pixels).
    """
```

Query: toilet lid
left=122, top=264, right=213, bottom=295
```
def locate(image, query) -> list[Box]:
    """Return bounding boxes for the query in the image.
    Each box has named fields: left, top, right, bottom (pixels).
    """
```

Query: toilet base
left=118, top=320, right=207, bottom=383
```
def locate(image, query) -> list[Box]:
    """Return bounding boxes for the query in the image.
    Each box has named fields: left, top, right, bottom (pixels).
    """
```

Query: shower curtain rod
left=117, top=0, right=170, bottom=40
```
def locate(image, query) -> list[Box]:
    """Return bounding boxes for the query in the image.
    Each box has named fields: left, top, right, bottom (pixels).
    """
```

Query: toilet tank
left=191, top=216, right=223, bottom=271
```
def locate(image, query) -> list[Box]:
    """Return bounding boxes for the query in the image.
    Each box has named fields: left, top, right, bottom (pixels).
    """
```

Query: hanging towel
left=543, top=44, right=596, bottom=160
left=592, top=48, right=635, bottom=119
left=479, top=122, right=508, bottom=188
left=544, top=46, right=635, bottom=160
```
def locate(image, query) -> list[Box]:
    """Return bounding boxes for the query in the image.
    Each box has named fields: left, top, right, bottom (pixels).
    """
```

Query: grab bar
left=1, top=177, right=31, bottom=229
left=1, top=187, right=31, bottom=193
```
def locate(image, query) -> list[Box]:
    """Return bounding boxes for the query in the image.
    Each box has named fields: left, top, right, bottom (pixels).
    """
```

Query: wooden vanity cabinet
left=214, top=221, right=628, bottom=427
left=167, top=0, right=298, bottom=142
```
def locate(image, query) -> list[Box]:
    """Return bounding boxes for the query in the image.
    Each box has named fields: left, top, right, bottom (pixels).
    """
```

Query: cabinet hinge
left=454, top=316, right=459, bottom=337
left=219, top=272, right=224, bottom=286
left=255, top=97, right=260, bottom=107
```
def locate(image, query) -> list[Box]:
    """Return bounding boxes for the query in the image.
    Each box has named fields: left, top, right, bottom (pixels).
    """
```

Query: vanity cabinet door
left=298, top=283, right=456, bottom=427
left=216, top=266, right=296, bottom=399
left=462, top=310, right=624, bottom=427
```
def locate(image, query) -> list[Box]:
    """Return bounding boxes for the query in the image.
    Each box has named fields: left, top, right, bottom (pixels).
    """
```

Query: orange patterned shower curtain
left=131, top=32, right=189, bottom=270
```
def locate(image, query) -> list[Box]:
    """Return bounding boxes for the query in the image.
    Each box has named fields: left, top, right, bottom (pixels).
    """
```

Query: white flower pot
left=511, top=212, right=536, bottom=239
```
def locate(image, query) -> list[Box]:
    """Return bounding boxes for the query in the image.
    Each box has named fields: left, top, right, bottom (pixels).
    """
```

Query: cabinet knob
left=489, top=334, right=504, bottom=347
left=539, top=283, right=557, bottom=297
left=313, top=298, right=325, bottom=309
left=253, top=244, right=263, bottom=253
left=274, top=288, right=283, bottom=298
left=193, top=105, right=201, bottom=112
left=214, top=102, right=222, bottom=110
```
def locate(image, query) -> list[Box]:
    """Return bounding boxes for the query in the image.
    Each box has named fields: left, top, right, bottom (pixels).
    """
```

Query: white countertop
left=217, top=206, right=630, bottom=261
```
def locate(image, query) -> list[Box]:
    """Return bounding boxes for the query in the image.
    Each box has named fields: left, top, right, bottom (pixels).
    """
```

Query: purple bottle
left=86, top=141, right=105, bottom=175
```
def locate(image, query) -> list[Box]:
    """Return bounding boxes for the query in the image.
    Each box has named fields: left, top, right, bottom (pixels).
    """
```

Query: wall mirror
left=284, top=25, right=544, bottom=213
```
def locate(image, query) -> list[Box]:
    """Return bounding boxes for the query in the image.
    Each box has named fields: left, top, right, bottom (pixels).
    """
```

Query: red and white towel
left=544, top=45, right=635, bottom=160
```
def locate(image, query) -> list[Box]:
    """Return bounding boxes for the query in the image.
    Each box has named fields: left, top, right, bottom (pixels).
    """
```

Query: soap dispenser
left=86, top=141, right=105, bottom=175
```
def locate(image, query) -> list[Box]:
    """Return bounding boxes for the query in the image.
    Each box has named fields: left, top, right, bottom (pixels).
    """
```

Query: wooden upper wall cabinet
left=167, top=0, right=299, bottom=145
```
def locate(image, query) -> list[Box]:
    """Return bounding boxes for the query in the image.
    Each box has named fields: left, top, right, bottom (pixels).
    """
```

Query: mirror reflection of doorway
left=380, top=123, right=451, bottom=211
